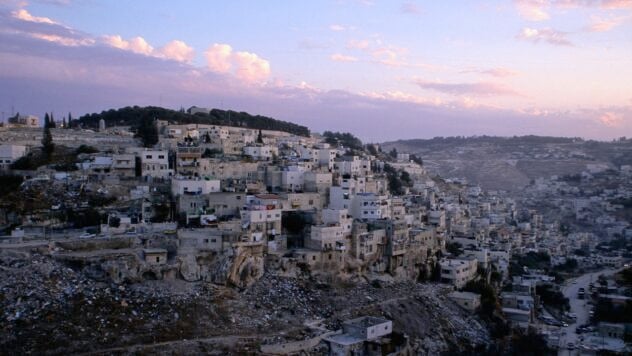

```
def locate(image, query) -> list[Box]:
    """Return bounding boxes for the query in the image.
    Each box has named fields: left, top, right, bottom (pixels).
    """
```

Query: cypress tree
left=49, top=112, right=56, bottom=128
left=42, top=113, right=54, bottom=159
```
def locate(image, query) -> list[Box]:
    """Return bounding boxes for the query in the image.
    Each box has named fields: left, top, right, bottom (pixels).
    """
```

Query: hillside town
left=0, top=108, right=631, bottom=355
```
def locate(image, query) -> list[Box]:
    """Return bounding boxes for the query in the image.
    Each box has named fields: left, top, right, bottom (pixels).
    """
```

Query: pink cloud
left=103, top=35, right=154, bottom=55
left=514, top=0, right=632, bottom=21
left=31, top=33, right=95, bottom=47
left=330, top=53, right=358, bottom=62
left=415, top=79, right=521, bottom=97
left=586, top=15, right=628, bottom=32
left=601, top=0, right=632, bottom=9
left=204, top=43, right=233, bottom=73
left=204, top=43, right=270, bottom=84
left=158, top=40, right=195, bottom=63
left=11, top=8, right=56, bottom=24
left=462, top=67, right=520, bottom=77
left=514, top=0, right=550, bottom=21
left=233, top=51, right=270, bottom=83
left=346, top=39, right=370, bottom=50
left=598, top=111, right=624, bottom=127
left=516, top=27, right=573, bottom=46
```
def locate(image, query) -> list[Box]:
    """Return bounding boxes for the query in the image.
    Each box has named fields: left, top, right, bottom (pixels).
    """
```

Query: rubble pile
left=1, top=252, right=491, bottom=355
left=0, top=251, right=229, bottom=354
left=235, top=273, right=331, bottom=330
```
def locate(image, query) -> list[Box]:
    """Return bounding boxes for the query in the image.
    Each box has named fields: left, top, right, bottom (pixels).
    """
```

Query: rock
left=178, top=255, right=201, bottom=282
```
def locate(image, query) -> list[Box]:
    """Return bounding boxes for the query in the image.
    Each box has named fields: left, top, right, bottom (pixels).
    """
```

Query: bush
left=76, top=145, right=99, bottom=154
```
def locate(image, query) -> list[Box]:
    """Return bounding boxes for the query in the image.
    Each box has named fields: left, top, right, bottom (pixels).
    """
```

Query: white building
left=334, top=155, right=362, bottom=176
left=318, top=148, right=337, bottom=170
left=304, top=171, right=332, bottom=192
left=171, top=177, right=220, bottom=196
left=449, top=291, right=481, bottom=312
left=350, top=193, right=390, bottom=220
left=281, top=165, right=306, bottom=192
left=322, top=208, right=353, bottom=235
left=112, top=154, right=135, bottom=177
left=307, top=225, right=346, bottom=251
left=440, top=258, right=478, bottom=289
left=240, top=194, right=283, bottom=242
left=243, top=145, right=277, bottom=161
left=140, top=149, right=173, bottom=178
left=0, top=145, right=27, bottom=169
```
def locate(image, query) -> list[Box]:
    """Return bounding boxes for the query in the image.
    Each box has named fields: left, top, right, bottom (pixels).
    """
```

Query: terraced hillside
left=382, top=136, right=632, bottom=191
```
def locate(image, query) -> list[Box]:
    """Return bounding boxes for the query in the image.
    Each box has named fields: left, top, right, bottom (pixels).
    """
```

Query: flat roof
left=143, top=248, right=168, bottom=254
left=255, top=194, right=280, bottom=199
left=344, top=316, right=390, bottom=328
left=449, top=291, right=480, bottom=300
left=502, top=307, right=530, bottom=315
left=324, top=333, right=365, bottom=346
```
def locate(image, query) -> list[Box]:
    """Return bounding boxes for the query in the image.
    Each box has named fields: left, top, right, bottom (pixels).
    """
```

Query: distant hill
left=77, top=106, right=310, bottom=137
left=383, top=135, right=632, bottom=191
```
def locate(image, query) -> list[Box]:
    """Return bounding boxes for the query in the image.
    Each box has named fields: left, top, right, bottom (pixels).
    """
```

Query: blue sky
left=1, top=0, right=631, bottom=141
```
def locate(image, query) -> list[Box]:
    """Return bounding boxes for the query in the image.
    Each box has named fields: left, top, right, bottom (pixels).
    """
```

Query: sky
left=0, top=0, right=631, bottom=142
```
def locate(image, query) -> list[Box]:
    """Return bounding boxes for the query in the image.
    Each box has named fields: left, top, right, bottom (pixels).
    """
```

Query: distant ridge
left=77, top=106, right=310, bottom=137
left=383, top=135, right=582, bottom=148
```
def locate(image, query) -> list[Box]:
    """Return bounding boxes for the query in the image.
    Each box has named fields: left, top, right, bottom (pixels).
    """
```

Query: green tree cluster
left=77, top=106, right=310, bottom=137
left=322, top=131, right=363, bottom=150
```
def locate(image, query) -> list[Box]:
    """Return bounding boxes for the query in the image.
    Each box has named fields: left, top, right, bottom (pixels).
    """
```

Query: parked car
left=79, top=233, right=95, bottom=239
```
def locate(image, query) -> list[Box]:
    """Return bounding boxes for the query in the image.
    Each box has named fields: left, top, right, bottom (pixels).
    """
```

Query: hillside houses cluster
left=0, top=118, right=530, bottom=287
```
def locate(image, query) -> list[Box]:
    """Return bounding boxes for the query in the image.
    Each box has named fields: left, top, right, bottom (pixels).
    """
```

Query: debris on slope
left=0, top=252, right=490, bottom=355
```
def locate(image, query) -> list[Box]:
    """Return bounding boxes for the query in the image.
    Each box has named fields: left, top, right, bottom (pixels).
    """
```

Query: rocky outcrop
left=176, top=243, right=265, bottom=288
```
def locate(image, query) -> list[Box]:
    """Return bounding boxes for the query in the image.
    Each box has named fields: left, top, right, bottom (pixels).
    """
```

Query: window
left=155, top=256, right=160, bottom=263
left=158, top=155, right=164, bottom=159
left=146, top=155, right=152, bottom=159
left=211, top=239, right=216, bottom=243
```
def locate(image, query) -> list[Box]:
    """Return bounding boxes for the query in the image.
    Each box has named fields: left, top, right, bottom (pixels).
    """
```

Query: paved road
left=557, top=268, right=622, bottom=355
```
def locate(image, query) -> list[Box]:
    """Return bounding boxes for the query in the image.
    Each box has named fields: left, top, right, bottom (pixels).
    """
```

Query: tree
left=257, top=129, right=264, bottom=144
left=463, top=279, right=498, bottom=317
left=322, top=131, right=363, bottom=150
left=49, top=112, right=56, bottom=128
left=389, top=148, right=398, bottom=158
left=410, top=154, right=423, bottom=166
left=62, top=116, right=67, bottom=128
left=8, top=112, right=19, bottom=124
left=67, top=112, right=73, bottom=129
left=76, top=145, right=99, bottom=154
left=400, top=171, right=412, bottom=186
left=136, top=116, right=159, bottom=147
left=366, top=144, right=378, bottom=156
left=446, top=242, right=463, bottom=256
left=42, top=113, right=54, bottom=159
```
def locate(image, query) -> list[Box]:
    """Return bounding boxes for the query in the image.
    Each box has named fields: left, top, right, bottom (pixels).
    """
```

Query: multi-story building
left=439, top=257, right=478, bottom=289
left=140, top=149, right=173, bottom=178
left=240, top=194, right=283, bottom=243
